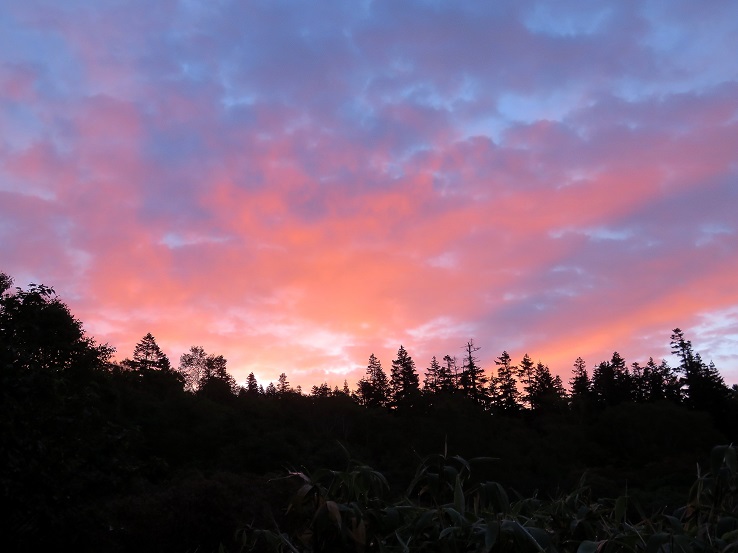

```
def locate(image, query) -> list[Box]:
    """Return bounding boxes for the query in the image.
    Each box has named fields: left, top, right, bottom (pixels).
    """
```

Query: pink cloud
left=2, top=0, right=738, bottom=392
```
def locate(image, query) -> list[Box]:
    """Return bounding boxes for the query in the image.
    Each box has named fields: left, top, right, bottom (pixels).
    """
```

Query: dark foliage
left=2, top=272, right=737, bottom=552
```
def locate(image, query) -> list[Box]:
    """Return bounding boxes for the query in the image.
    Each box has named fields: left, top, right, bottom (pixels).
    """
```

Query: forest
left=1, top=271, right=737, bottom=552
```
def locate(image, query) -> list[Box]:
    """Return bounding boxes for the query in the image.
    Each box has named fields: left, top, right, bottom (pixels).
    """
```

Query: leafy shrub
left=243, top=444, right=738, bottom=553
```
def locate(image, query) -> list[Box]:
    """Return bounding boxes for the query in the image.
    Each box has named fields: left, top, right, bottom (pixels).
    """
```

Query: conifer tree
left=130, top=333, right=172, bottom=373
left=528, top=361, right=566, bottom=412
left=390, top=345, right=420, bottom=408
left=491, top=351, right=519, bottom=413
left=670, top=328, right=729, bottom=411
left=517, top=353, right=535, bottom=408
left=459, top=340, right=487, bottom=404
left=569, top=357, right=590, bottom=399
left=311, top=382, right=331, bottom=397
left=423, top=356, right=442, bottom=393
left=277, top=372, right=291, bottom=394
left=591, top=359, right=614, bottom=406
left=355, top=354, right=390, bottom=407
left=443, top=355, right=459, bottom=390
left=611, top=351, right=633, bottom=404
left=245, top=372, right=259, bottom=395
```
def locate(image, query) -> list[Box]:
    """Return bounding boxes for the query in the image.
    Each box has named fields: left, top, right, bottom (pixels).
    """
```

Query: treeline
left=113, top=314, right=735, bottom=421
left=2, top=272, right=737, bottom=552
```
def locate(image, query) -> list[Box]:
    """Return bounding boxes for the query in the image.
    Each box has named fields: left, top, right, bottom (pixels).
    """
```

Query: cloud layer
left=2, top=0, right=737, bottom=388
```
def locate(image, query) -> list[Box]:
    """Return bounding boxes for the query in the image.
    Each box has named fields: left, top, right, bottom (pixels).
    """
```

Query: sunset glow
left=2, top=1, right=737, bottom=389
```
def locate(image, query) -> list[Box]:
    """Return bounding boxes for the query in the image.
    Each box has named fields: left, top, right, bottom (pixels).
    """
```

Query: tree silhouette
left=459, top=340, right=487, bottom=404
left=423, top=356, right=442, bottom=393
left=443, top=354, right=459, bottom=390
left=0, top=272, right=12, bottom=295
left=390, top=345, right=420, bottom=409
left=179, top=346, right=209, bottom=392
left=178, top=346, right=235, bottom=397
left=277, top=372, right=291, bottom=394
left=130, top=333, right=171, bottom=371
left=527, top=361, right=567, bottom=412
left=517, top=353, right=535, bottom=408
left=671, top=328, right=729, bottom=412
left=355, top=353, right=390, bottom=407
left=0, top=278, right=113, bottom=375
left=491, top=351, right=519, bottom=413
left=311, top=382, right=332, bottom=397
left=245, top=372, right=259, bottom=395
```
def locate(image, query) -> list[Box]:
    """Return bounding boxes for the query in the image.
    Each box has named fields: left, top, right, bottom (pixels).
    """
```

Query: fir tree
left=245, top=372, right=259, bottom=395
left=423, top=356, right=442, bottom=393
left=390, top=345, right=420, bottom=408
left=355, top=354, right=390, bottom=407
left=277, top=372, right=291, bottom=394
left=130, top=333, right=172, bottom=373
left=459, top=340, right=487, bottom=404
left=670, top=328, right=729, bottom=412
left=491, top=351, right=519, bottom=413
left=517, top=353, right=535, bottom=408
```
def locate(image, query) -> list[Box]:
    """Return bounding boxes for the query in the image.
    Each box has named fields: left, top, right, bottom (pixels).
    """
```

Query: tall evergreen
left=129, top=333, right=172, bottom=373
left=517, top=353, right=535, bottom=408
left=277, top=372, right=291, bottom=394
left=670, top=328, right=729, bottom=412
left=459, top=340, right=487, bottom=404
left=591, top=352, right=632, bottom=406
left=390, top=345, right=420, bottom=408
left=569, top=357, right=590, bottom=400
left=611, top=351, right=633, bottom=404
left=355, top=353, right=390, bottom=407
left=245, top=372, right=259, bottom=395
left=491, top=351, right=519, bottom=413
left=423, top=356, right=442, bottom=393
left=528, top=362, right=567, bottom=412
left=443, top=354, right=459, bottom=390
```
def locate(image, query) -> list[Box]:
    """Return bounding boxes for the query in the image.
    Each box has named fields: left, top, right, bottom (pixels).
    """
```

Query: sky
left=1, top=0, right=738, bottom=390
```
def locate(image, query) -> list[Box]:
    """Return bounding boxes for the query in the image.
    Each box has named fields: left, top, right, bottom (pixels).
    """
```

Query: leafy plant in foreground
left=242, top=444, right=738, bottom=553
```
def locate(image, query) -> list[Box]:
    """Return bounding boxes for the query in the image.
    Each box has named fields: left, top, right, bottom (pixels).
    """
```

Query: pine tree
left=591, top=359, right=614, bottom=406
left=277, top=372, right=291, bottom=394
left=245, top=372, right=259, bottom=395
left=491, top=351, right=519, bottom=413
left=528, top=362, right=566, bottom=412
left=130, top=333, right=172, bottom=373
left=390, top=345, right=420, bottom=408
left=423, top=356, right=442, bottom=393
left=459, top=340, right=487, bottom=404
left=311, top=382, right=331, bottom=397
left=517, top=353, right=535, bottom=408
left=443, top=355, right=459, bottom=390
left=355, top=354, right=390, bottom=407
left=670, top=328, right=728, bottom=411
left=569, top=357, right=590, bottom=399
left=611, top=351, right=633, bottom=404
